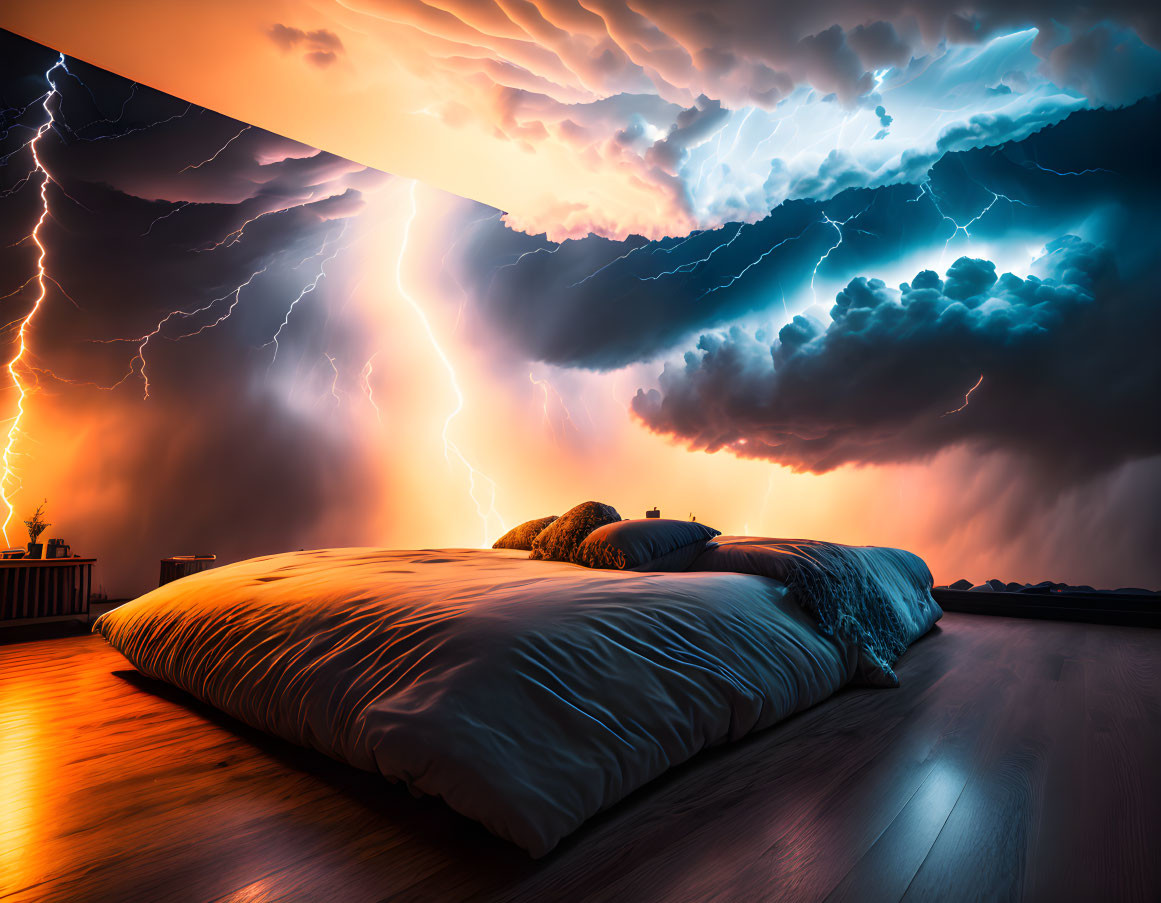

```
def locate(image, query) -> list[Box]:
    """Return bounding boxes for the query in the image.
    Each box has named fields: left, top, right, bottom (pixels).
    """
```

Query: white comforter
left=94, top=545, right=939, bottom=856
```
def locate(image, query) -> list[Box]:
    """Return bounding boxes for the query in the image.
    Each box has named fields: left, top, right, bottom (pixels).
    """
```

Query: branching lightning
left=810, top=202, right=875, bottom=303
left=396, top=181, right=505, bottom=545
left=569, top=238, right=651, bottom=287
left=197, top=193, right=341, bottom=253
left=0, top=55, right=66, bottom=544
left=696, top=218, right=820, bottom=301
left=95, top=265, right=269, bottom=398
left=263, top=224, right=348, bottom=364
left=912, top=179, right=1032, bottom=257
left=639, top=221, right=745, bottom=282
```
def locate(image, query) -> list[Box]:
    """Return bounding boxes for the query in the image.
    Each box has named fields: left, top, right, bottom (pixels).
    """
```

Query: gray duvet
left=94, top=542, right=940, bottom=856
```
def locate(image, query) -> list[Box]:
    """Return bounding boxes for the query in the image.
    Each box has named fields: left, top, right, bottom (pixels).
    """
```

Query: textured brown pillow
left=492, top=516, right=558, bottom=551
left=529, top=501, right=622, bottom=563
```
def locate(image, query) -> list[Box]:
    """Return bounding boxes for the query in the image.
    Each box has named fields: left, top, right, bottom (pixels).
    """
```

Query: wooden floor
left=1, top=613, right=1159, bottom=903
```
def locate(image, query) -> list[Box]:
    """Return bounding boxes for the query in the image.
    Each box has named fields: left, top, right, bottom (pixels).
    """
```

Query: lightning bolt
left=396, top=181, right=505, bottom=545
left=942, top=374, right=984, bottom=416
left=100, top=226, right=346, bottom=398
left=528, top=372, right=578, bottom=443
left=140, top=199, right=191, bottom=236
left=569, top=237, right=651, bottom=287
left=496, top=238, right=562, bottom=271
left=360, top=354, right=382, bottom=422
left=696, top=218, right=820, bottom=301
left=196, top=194, right=333, bottom=252
left=639, top=221, right=745, bottom=282
left=912, top=179, right=1032, bottom=257
left=179, top=124, right=251, bottom=173
left=1, top=52, right=368, bottom=539
left=810, top=202, right=875, bottom=304
left=263, top=224, right=348, bottom=364
left=96, top=265, right=269, bottom=398
left=0, top=54, right=66, bottom=544
left=1021, top=160, right=1113, bottom=178
left=652, top=230, right=704, bottom=256
left=324, top=353, right=342, bottom=405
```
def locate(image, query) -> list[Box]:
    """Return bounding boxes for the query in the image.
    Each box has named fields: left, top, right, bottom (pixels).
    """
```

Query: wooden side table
left=159, top=555, right=216, bottom=587
left=0, top=558, right=95, bottom=625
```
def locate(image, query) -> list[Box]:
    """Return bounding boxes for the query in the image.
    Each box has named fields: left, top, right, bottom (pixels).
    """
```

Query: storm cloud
left=311, top=0, right=1161, bottom=237
left=0, top=33, right=384, bottom=595
left=457, top=93, right=1161, bottom=372
left=631, top=236, right=1160, bottom=479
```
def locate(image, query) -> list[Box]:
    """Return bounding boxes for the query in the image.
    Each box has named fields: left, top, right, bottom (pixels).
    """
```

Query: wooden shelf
left=0, top=558, right=95, bottom=624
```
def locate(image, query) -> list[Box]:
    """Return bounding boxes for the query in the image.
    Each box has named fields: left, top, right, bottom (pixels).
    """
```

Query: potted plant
left=24, top=499, right=50, bottom=560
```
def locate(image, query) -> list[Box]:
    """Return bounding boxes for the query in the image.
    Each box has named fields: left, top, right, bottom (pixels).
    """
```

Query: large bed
left=93, top=535, right=941, bottom=857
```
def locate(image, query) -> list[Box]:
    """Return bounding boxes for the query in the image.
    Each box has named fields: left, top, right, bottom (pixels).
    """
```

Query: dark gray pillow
left=529, top=501, right=622, bottom=563
left=574, top=519, right=721, bottom=571
left=492, top=516, right=558, bottom=551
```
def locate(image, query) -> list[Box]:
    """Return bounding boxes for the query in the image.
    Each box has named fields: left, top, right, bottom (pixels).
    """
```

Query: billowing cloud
left=266, top=24, right=345, bottom=67
left=631, top=236, right=1160, bottom=480
left=13, top=2, right=1161, bottom=240
left=295, top=1, right=1161, bottom=237
left=452, top=93, right=1161, bottom=372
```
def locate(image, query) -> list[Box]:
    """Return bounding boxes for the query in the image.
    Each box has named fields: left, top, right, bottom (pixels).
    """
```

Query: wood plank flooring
left=1, top=613, right=1158, bottom=903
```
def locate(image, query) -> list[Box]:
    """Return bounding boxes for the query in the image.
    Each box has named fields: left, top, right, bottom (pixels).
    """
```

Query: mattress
left=94, top=544, right=939, bottom=856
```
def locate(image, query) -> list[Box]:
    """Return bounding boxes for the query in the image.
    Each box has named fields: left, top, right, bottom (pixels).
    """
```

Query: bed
left=93, top=536, right=941, bottom=857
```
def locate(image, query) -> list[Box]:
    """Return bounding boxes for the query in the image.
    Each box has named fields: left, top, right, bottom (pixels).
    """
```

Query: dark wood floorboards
left=1, top=613, right=1158, bottom=903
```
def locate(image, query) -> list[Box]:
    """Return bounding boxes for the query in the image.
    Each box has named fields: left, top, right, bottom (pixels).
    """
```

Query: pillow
left=575, top=519, right=721, bottom=571
left=492, top=516, right=558, bottom=551
left=529, top=501, right=622, bottom=563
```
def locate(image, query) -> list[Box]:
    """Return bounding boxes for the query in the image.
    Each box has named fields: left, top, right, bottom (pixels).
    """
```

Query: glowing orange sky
left=2, top=1, right=676, bottom=240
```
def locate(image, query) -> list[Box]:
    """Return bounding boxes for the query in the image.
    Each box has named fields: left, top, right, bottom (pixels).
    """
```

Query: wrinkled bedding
left=94, top=544, right=940, bottom=856
left=693, top=537, right=940, bottom=686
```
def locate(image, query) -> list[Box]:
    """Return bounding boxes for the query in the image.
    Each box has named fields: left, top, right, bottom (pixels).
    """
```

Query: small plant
left=24, top=499, right=50, bottom=544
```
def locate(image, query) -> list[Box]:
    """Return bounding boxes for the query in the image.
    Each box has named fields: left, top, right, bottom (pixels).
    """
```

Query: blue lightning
left=652, top=231, right=704, bottom=256
left=569, top=238, right=652, bottom=287
left=496, top=239, right=562, bottom=271
left=1021, top=160, right=1113, bottom=177
left=696, top=220, right=819, bottom=301
left=911, top=179, right=1033, bottom=256
left=810, top=202, right=875, bottom=303
left=639, top=222, right=745, bottom=281
left=264, top=224, right=348, bottom=363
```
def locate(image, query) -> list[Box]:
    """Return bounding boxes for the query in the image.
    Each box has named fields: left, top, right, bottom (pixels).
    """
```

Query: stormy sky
left=1, top=15, right=1159, bottom=594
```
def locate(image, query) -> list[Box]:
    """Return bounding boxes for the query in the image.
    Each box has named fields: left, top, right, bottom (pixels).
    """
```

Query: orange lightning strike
left=396, top=181, right=505, bottom=545
left=942, top=374, right=984, bottom=417
left=1, top=55, right=65, bottom=544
